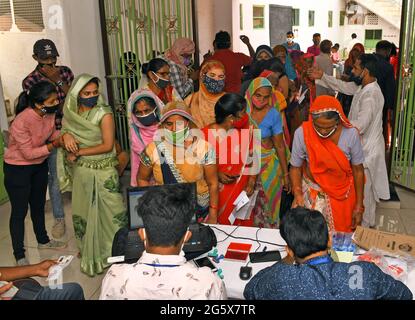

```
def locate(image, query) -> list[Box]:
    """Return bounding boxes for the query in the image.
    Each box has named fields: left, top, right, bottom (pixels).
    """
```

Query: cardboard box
left=353, top=226, right=415, bottom=258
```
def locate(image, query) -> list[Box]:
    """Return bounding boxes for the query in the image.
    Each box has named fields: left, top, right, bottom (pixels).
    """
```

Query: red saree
left=202, top=125, right=255, bottom=226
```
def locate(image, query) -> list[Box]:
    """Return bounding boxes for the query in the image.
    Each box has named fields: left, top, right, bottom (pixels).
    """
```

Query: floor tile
left=375, top=208, right=406, bottom=234
left=395, top=187, right=415, bottom=209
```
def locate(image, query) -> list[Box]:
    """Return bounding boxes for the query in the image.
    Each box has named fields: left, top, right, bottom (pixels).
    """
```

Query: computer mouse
left=239, top=266, right=252, bottom=281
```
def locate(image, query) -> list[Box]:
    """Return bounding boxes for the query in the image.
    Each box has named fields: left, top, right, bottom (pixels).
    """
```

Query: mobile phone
left=249, top=250, right=281, bottom=263
left=194, top=257, right=217, bottom=271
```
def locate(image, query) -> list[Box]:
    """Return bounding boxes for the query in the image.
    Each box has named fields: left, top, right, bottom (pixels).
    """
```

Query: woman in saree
left=202, top=93, right=258, bottom=226
left=57, top=74, right=127, bottom=277
left=290, top=95, right=365, bottom=232
left=128, top=89, right=164, bottom=187
left=186, top=60, right=226, bottom=128
left=137, top=101, right=219, bottom=223
left=245, top=78, right=290, bottom=228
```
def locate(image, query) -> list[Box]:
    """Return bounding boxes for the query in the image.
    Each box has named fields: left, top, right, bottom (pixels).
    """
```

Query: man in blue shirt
left=244, top=207, right=412, bottom=300
left=282, top=31, right=301, bottom=53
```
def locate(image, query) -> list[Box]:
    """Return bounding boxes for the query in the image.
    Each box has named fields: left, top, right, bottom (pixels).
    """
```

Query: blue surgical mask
left=79, top=95, right=99, bottom=108
left=203, top=75, right=225, bottom=94
left=135, top=109, right=159, bottom=126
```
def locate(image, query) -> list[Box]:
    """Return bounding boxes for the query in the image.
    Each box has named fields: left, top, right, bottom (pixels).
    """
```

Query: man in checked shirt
left=22, top=39, right=74, bottom=239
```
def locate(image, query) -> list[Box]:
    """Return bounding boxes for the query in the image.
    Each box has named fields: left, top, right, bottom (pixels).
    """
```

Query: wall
left=60, top=0, right=107, bottom=98
left=234, top=0, right=400, bottom=55
left=0, top=0, right=107, bottom=117
left=195, top=0, right=234, bottom=62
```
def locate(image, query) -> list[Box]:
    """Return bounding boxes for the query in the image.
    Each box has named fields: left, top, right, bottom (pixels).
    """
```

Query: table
left=204, top=225, right=287, bottom=300
left=207, top=224, right=415, bottom=300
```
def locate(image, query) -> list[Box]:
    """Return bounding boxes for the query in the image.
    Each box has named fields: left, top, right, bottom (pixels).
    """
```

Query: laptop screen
left=127, top=183, right=197, bottom=230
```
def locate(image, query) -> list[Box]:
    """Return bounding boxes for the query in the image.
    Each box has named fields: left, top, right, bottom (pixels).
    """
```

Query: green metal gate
left=99, top=0, right=195, bottom=150
left=391, top=0, right=415, bottom=190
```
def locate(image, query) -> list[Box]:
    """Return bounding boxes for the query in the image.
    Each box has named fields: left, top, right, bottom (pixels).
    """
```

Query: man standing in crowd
left=347, top=33, right=359, bottom=54
left=22, top=39, right=74, bottom=239
left=315, top=39, right=335, bottom=97
left=204, top=31, right=255, bottom=94
left=374, top=40, right=396, bottom=146
left=310, top=53, right=390, bottom=228
left=307, top=33, right=321, bottom=56
left=282, top=31, right=301, bottom=52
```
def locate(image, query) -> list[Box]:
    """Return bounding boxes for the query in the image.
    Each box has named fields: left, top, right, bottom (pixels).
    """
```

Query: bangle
left=353, top=206, right=365, bottom=213
left=209, top=204, right=218, bottom=210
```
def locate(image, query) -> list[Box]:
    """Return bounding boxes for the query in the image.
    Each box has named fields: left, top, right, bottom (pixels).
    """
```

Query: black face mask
left=40, top=104, right=60, bottom=114
left=135, top=110, right=159, bottom=126
left=79, top=95, right=99, bottom=108
left=349, top=74, right=363, bottom=86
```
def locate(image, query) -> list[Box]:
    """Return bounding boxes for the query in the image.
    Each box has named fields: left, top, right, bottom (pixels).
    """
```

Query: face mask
left=164, top=127, right=190, bottom=146
left=183, top=56, right=192, bottom=66
left=233, top=114, right=249, bottom=129
left=287, top=38, right=293, bottom=43
left=313, top=123, right=338, bottom=139
left=152, top=71, right=170, bottom=89
left=40, top=103, right=59, bottom=115
left=350, top=69, right=365, bottom=86
left=252, top=95, right=268, bottom=109
left=203, top=75, right=225, bottom=94
left=135, top=110, right=158, bottom=126
left=79, top=95, right=99, bottom=108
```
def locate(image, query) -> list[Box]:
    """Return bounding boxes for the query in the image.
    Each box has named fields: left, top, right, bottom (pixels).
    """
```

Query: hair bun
left=141, top=63, right=150, bottom=74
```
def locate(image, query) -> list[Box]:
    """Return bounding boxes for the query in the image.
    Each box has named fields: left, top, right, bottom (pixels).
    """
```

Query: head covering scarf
left=127, top=89, right=165, bottom=186
left=273, top=45, right=297, bottom=80
left=245, top=77, right=290, bottom=146
left=302, top=95, right=356, bottom=232
left=164, top=38, right=196, bottom=66
left=189, top=60, right=226, bottom=128
left=58, top=74, right=114, bottom=192
left=254, top=45, right=274, bottom=62
left=160, top=101, right=197, bottom=128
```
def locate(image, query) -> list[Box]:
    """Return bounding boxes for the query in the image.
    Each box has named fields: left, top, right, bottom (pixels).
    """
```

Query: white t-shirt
left=99, top=251, right=227, bottom=300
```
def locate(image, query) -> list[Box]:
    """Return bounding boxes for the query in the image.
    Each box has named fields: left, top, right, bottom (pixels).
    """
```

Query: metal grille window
left=240, top=3, right=243, bottom=30
left=0, top=0, right=44, bottom=32
left=328, top=10, right=333, bottom=27
left=253, top=5, right=264, bottom=29
left=308, top=10, right=315, bottom=27
left=340, top=10, right=346, bottom=26
left=292, top=8, right=300, bottom=26
left=366, top=11, right=379, bottom=25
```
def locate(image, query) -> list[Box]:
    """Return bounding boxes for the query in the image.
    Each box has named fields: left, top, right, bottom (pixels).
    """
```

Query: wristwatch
left=57, top=80, right=64, bottom=87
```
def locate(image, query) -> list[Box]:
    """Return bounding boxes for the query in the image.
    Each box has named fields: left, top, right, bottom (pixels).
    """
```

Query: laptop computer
left=124, top=183, right=204, bottom=262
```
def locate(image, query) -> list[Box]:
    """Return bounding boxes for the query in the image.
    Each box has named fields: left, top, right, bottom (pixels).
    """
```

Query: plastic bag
left=356, top=248, right=415, bottom=283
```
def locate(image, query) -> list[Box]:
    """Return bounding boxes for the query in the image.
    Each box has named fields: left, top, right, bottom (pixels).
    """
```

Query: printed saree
left=57, top=74, right=127, bottom=277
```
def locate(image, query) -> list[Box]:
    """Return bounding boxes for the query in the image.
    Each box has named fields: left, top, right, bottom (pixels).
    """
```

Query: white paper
left=298, top=88, right=309, bottom=104
left=233, top=191, right=250, bottom=211
left=229, top=191, right=259, bottom=223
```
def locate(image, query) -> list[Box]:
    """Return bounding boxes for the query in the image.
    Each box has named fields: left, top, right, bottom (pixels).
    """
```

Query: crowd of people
left=1, top=29, right=406, bottom=300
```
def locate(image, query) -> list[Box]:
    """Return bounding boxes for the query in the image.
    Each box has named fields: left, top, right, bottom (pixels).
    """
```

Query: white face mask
left=313, top=123, right=338, bottom=139
left=287, top=37, right=293, bottom=43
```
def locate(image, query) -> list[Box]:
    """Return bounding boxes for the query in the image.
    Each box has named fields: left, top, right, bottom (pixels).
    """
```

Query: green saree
left=57, top=74, right=127, bottom=277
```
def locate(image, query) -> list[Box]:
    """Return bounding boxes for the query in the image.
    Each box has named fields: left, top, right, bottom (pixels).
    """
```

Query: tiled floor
left=0, top=177, right=414, bottom=300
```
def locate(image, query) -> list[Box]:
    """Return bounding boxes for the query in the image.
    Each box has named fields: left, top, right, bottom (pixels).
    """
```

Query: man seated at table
left=244, top=207, right=413, bottom=300
left=99, top=184, right=227, bottom=300
left=0, top=260, right=84, bottom=300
